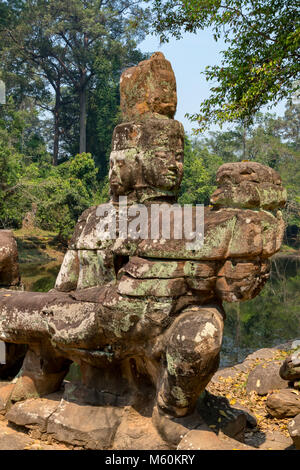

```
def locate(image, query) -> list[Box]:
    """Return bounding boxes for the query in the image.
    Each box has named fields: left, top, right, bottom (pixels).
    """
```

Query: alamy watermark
left=95, top=197, right=204, bottom=250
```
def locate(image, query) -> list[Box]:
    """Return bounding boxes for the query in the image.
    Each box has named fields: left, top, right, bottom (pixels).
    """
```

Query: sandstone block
left=211, top=180, right=287, bottom=210
left=177, top=428, right=254, bottom=450
left=47, top=399, right=124, bottom=449
left=112, top=119, right=184, bottom=152
left=246, top=361, right=289, bottom=395
left=216, top=162, right=282, bottom=186
left=77, top=249, right=115, bottom=289
left=6, top=397, right=59, bottom=432
left=117, top=275, right=187, bottom=297
left=55, top=250, right=79, bottom=292
left=119, top=257, right=216, bottom=280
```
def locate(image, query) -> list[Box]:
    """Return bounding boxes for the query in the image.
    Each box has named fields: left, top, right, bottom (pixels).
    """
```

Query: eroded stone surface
left=112, top=406, right=169, bottom=450
left=6, top=396, right=59, bottom=432
left=0, top=51, right=288, bottom=450
left=177, top=428, right=255, bottom=450
left=120, top=52, right=177, bottom=121
left=47, top=399, right=124, bottom=449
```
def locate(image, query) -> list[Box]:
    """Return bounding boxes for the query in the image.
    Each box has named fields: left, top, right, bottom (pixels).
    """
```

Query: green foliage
left=0, top=145, right=99, bottom=240
left=95, top=176, right=110, bottom=204
left=0, top=138, right=24, bottom=227
left=149, top=0, right=300, bottom=130
left=32, top=153, right=98, bottom=240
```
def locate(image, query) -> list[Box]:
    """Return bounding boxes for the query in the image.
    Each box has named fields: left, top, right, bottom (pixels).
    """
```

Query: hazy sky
left=139, top=31, right=287, bottom=136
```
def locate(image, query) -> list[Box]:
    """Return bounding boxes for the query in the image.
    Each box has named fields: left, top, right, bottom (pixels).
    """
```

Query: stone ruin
left=0, top=53, right=289, bottom=449
left=0, top=230, right=20, bottom=289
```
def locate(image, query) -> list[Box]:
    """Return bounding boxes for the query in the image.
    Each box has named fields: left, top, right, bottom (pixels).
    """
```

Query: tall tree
left=148, top=0, right=300, bottom=131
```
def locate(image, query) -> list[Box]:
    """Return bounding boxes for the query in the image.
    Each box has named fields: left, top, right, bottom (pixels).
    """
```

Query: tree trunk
left=242, top=122, right=247, bottom=160
left=53, top=82, right=61, bottom=166
left=79, top=33, right=88, bottom=154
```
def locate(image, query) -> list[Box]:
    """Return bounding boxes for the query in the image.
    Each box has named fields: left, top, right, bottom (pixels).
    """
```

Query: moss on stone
left=171, top=386, right=189, bottom=407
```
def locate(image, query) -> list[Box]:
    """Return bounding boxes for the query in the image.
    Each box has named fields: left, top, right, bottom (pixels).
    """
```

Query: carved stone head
left=139, top=149, right=184, bottom=192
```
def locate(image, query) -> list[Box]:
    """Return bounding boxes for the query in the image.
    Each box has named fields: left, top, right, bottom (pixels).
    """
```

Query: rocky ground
left=0, top=413, right=69, bottom=450
left=0, top=339, right=299, bottom=451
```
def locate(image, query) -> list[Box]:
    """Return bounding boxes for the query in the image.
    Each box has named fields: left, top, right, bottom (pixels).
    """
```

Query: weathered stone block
left=246, top=362, right=289, bottom=395
left=119, top=257, right=215, bottom=280
left=117, top=275, right=187, bottom=297
left=77, top=249, right=115, bottom=289
left=69, top=205, right=115, bottom=251
left=6, top=397, right=59, bottom=432
left=266, top=389, right=300, bottom=418
left=112, top=119, right=184, bottom=153
left=216, top=161, right=282, bottom=186
left=0, top=383, right=15, bottom=414
left=55, top=250, right=79, bottom=292
left=211, top=180, right=287, bottom=210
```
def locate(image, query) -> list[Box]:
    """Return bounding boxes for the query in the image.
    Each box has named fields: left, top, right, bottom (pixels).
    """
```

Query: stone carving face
left=140, top=149, right=184, bottom=191
left=110, top=119, right=185, bottom=197
left=109, top=147, right=184, bottom=197
left=109, top=150, right=139, bottom=196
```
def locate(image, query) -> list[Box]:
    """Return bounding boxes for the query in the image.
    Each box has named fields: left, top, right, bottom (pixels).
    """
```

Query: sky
left=138, top=31, right=287, bottom=137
